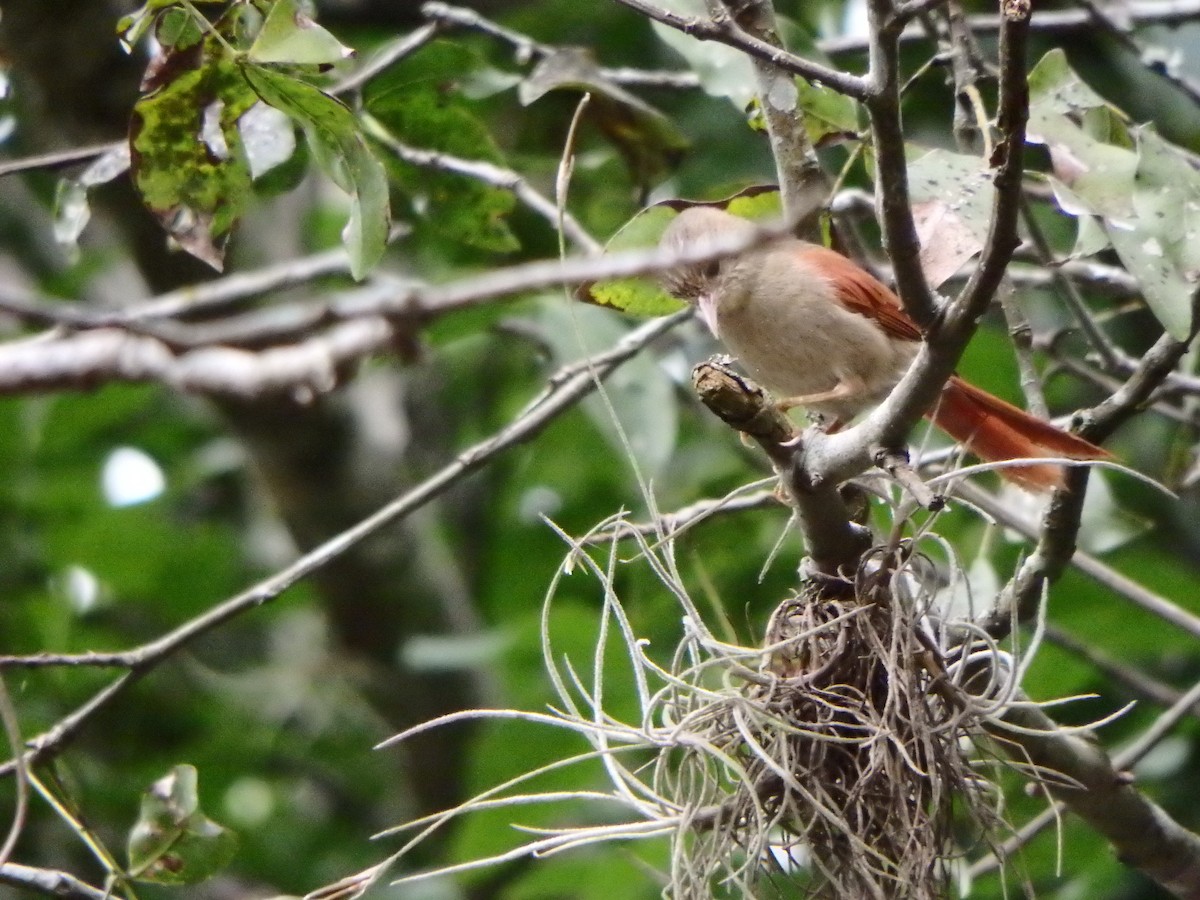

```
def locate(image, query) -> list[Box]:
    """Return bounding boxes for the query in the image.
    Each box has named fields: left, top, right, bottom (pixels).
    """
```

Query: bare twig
left=0, top=246, right=355, bottom=330
left=864, top=0, right=935, bottom=327
left=0, top=218, right=795, bottom=397
left=421, top=1, right=699, bottom=88
left=1085, top=329, right=1199, bottom=442
left=874, top=448, right=943, bottom=510
left=995, top=277, right=1050, bottom=417
left=0, top=863, right=109, bottom=900
left=0, top=675, right=27, bottom=867
left=819, top=0, right=1200, bottom=55
left=0, top=142, right=124, bottom=179
left=608, top=0, right=870, bottom=100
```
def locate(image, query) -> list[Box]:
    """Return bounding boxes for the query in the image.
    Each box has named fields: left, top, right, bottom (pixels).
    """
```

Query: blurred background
left=1, top=0, right=1199, bottom=897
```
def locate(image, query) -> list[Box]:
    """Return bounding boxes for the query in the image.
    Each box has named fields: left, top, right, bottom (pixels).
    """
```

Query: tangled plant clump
left=374, top=512, right=1048, bottom=899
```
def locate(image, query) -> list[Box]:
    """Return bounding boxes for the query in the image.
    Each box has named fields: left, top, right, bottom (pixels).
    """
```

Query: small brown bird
left=659, top=206, right=1108, bottom=491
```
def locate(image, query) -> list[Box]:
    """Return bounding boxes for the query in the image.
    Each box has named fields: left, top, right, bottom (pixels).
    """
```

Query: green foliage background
left=0, top=1, right=1198, bottom=898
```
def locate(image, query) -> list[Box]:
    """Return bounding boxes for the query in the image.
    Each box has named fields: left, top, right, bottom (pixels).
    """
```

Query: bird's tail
left=928, top=376, right=1110, bottom=491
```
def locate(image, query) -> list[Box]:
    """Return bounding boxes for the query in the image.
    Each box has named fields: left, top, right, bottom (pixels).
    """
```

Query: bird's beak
left=696, top=292, right=721, bottom=339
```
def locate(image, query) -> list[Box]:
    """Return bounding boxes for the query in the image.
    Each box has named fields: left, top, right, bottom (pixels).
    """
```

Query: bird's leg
left=775, top=374, right=866, bottom=414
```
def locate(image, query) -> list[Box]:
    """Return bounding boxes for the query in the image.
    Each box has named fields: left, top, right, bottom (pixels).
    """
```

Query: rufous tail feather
left=929, top=376, right=1110, bottom=491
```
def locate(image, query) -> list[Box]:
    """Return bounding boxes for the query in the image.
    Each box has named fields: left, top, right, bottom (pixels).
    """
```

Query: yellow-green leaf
left=583, top=186, right=781, bottom=315
left=248, top=0, right=354, bottom=65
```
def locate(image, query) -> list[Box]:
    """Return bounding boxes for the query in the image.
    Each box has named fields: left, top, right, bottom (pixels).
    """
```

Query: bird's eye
left=702, top=260, right=721, bottom=280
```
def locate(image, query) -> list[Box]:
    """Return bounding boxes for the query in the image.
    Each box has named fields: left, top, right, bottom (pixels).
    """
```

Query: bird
left=658, top=205, right=1109, bottom=491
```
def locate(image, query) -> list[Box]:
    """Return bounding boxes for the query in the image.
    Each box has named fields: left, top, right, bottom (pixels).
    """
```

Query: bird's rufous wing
left=794, top=244, right=923, bottom=342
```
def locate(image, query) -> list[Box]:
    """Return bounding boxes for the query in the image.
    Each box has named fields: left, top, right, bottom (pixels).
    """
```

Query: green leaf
left=130, top=40, right=260, bottom=270
left=1106, top=127, right=1200, bottom=339
left=722, top=185, right=784, bottom=220
left=248, top=0, right=354, bottom=65
left=117, top=0, right=219, bottom=51
left=155, top=7, right=205, bottom=53
left=1028, top=48, right=1114, bottom=117
left=518, top=47, right=688, bottom=196
left=128, top=764, right=237, bottom=885
left=795, top=76, right=859, bottom=146
left=1027, top=49, right=1197, bottom=339
left=1027, top=49, right=1137, bottom=223
left=583, top=204, right=682, bottom=316
left=583, top=186, right=781, bottom=315
left=364, top=41, right=517, bottom=252
left=242, top=63, right=389, bottom=279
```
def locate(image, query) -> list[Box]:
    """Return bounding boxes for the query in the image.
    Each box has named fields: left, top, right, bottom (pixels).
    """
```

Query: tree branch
left=864, top=0, right=935, bottom=327
left=0, top=863, right=109, bottom=900
left=608, top=0, right=870, bottom=100
left=0, top=219, right=793, bottom=397
left=976, top=320, right=1196, bottom=636
left=713, top=0, right=830, bottom=230
left=690, top=359, right=871, bottom=577
left=984, top=691, right=1200, bottom=897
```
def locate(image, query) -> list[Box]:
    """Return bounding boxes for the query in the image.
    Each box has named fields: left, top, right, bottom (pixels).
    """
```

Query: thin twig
left=995, top=277, right=1049, bottom=418
left=608, top=0, right=870, bottom=100
left=422, top=1, right=699, bottom=88
left=0, top=246, right=355, bottom=330
left=0, top=863, right=110, bottom=900
left=818, top=0, right=1200, bottom=56
left=0, top=674, right=27, bottom=868
left=864, top=0, right=936, bottom=327
left=0, top=142, right=124, bottom=179
left=0, top=218, right=795, bottom=397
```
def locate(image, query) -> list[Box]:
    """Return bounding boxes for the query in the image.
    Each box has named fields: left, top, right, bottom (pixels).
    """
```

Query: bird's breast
left=716, top=257, right=918, bottom=419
